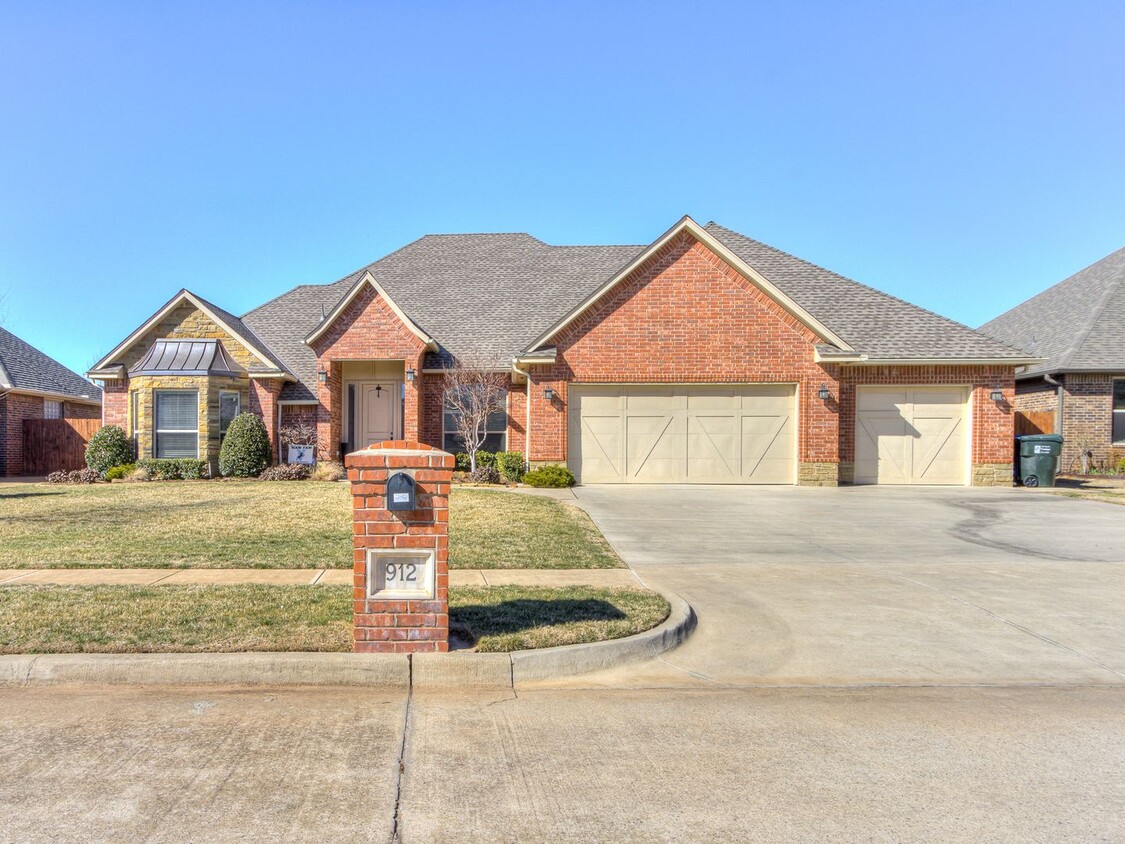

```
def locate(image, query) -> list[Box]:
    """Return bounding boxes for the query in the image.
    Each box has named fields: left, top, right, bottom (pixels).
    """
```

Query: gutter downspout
left=512, top=361, right=532, bottom=471
left=1044, top=373, right=1063, bottom=436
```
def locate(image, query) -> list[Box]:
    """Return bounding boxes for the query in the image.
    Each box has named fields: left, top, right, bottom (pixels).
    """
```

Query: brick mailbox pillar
left=345, top=440, right=453, bottom=653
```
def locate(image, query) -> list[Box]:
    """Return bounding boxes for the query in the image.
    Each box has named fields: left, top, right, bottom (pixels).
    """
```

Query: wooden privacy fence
left=22, top=418, right=101, bottom=475
left=1015, top=410, right=1055, bottom=437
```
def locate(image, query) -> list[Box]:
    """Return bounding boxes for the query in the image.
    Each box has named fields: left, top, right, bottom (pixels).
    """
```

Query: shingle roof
left=979, top=246, right=1125, bottom=378
left=703, top=223, right=1032, bottom=361
left=0, top=327, right=101, bottom=402
left=243, top=234, right=642, bottom=400
left=188, top=291, right=292, bottom=375
left=238, top=220, right=1033, bottom=401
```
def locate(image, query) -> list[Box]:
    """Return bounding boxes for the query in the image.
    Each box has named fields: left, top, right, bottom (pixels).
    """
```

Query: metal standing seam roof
left=0, top=326, right=101, bottom=401
left=128, top=339, right=247, bottom=377
left=237, top=221, right=1032, bottom=401
left=979, top=246, right=1125, bottom=378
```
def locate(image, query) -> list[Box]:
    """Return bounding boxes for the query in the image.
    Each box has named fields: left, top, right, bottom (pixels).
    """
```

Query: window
left=154, top=390, right=198, bottom=458
left=130, top=392, right=140, bottom=443
left=43, top=399, right=62, bottom=419
left=1114, top=380, right=1125, bottom=445
left=219, top=391, right=240, bottom=440
left=443, top=386, right=507, bottom=453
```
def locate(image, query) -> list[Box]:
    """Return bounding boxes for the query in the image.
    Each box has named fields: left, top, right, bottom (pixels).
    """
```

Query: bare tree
left=442, top=357, right=508, bottom=472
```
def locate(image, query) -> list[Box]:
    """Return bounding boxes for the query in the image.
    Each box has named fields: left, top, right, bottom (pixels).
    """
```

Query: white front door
left=360, top=383, right=397, bottom=448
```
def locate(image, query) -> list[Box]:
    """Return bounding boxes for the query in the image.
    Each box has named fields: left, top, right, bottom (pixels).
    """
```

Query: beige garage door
left=855, top=386, right=969, bottom=485
left=568, top=384, right=795, bottom=484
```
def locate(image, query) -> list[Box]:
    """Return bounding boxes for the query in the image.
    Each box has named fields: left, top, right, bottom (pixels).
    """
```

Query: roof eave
left=844, top=356, right=1046, bottom=367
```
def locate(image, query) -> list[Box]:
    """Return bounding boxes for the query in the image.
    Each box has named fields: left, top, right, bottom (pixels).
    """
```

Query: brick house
left=0, top=327, right=102, bottom=476
left=89, top=216, right=1035, bottom=485
left=980, top=246, right=1125, bottom=472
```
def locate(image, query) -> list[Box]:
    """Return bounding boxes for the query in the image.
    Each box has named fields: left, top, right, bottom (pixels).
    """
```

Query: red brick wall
left=310, top=284, right=428, bottom=461
left=1, top=393, right=42, bottom=475
left=64, top=401, right=101, bottom=420
left=526, top=232, right=840, bottom=464
left=278, top=403, right=319, bottom=462
left=1059, top=373, right=1123, bottom=470
left=102, top=380, right=128, bottom=429
left=249, top=379, right=283, bottom=461
left=418, top=375, right=444, bottom=450
left=836, top=366, right=1015, bottom=465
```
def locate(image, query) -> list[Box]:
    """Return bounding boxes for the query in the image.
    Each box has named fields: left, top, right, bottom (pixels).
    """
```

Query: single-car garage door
left=568, top=384, right=795, bottom=484
left=855, top=386, right=969, bottom=485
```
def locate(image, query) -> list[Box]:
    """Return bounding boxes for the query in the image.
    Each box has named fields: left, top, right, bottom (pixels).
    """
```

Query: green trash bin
left=1015, top=434, right=1063, bottom=487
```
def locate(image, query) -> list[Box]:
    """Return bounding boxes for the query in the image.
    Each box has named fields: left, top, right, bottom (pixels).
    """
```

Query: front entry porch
left=338, top=361, right=408, bottom=456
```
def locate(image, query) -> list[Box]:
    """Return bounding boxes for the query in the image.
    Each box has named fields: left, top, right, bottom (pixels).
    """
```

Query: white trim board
left=304, top=272, right=437, bottom=349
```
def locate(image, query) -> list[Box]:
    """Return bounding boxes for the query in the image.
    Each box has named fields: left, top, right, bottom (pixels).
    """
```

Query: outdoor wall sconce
left=317, top=369, right=328, bottom=383
left=405, top=368, right=416, bottom=383
left=817, top=384, right=831, bottom=401
left=990, top=389, right=1005, bottom=402
left=544, top=387, right=556, bottom=401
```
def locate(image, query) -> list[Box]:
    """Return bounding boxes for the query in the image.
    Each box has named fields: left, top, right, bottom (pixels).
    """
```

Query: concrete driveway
left=551, top=485, right=1125, bottom=688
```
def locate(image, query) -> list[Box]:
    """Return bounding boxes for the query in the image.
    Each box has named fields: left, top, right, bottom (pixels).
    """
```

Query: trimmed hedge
left=522, top=464, right=576, bottom=488
left=496, top=451, right=525, bottom=483
left=136, top=458, right=207, bottom=480
left=85, top=426, right=133, bottom=476
left=219, top=413, right=271, bottom=477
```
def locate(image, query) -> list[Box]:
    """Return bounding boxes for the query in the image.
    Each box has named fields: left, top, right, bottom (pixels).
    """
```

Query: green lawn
left=0, top=482, right=622, bottom=570
left=0, top=584, right=667, bottom=653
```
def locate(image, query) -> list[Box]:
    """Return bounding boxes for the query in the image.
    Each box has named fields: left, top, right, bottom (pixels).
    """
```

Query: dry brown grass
left=0, top=584, right=668, bottom=654
left=0, top=483, right=622, bottom=570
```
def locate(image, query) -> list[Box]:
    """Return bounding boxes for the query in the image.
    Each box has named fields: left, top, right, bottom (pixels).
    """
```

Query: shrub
left=259, top=463, right=312, bottom=481
left=469, top=465, right=501, bottom=484
left=474, top=450, right=496, bottom=469
left=496, top=451, right=525, bottom=483
left=129, top=466, right=152, bottom=482
left=219, top=413, right=271, bottom=477
left=522, top=464, right=575, bottom=488
left=135, top=458, right=207, bottom=480
left=85, top=426, right=133, bottom=476
left=310, top=460, right=346, bottom=481
left=105, top=463, right=136, bottom=481
left=455, top=452, right=472, bottom=472
left=47, top=468, right=100, bottom=484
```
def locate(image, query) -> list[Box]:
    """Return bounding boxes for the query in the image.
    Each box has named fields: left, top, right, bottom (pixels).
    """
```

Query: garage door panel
left=577, top=414, right=623, bottom=482
left=626, top=415, right=683, bottom=481
left=570, top=384, right=796, bottom=484
left=855, top=387, right=968, bottom=485
left=687, top=415, right=739, bottom=480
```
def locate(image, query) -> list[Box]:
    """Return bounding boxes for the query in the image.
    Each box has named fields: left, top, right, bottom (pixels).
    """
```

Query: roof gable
left=90, top=290, right=291, bottom=378
left=980, top=246, right=1125, bottom=376
left=0, top=326, right=101, bottom=402
left=304, top=272, right=437, bottom=348
left=525, top=216, right=852, bottom=353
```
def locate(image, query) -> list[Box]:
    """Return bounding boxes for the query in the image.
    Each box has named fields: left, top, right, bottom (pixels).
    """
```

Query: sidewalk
left=0, top=568, right=641, bottom=588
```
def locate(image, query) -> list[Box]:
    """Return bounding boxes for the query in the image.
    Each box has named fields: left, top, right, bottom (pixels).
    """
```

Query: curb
left=0, top=591, right=696, bottom=690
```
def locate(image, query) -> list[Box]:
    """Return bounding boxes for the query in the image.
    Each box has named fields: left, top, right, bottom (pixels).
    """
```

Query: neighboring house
left=0, top=327, right=102, bottom=476
left=980, top=246, right=1125, bottom=472
left=88, top=216, right=1035, bottom=486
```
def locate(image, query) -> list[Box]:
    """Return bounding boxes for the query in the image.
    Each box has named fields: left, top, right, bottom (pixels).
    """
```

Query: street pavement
left=3, top=485, right=1125, bottom=842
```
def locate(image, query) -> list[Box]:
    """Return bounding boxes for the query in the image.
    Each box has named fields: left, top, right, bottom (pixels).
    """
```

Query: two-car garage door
left=568, top=384, right=795, bottom=484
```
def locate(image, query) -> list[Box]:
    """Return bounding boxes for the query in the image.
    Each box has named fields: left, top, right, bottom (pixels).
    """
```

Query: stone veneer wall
left=129, top=374, right=248, bottom=471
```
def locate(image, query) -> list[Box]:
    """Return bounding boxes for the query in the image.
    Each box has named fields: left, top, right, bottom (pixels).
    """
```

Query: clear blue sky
left=2, top=1, right=1123, bottom=375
